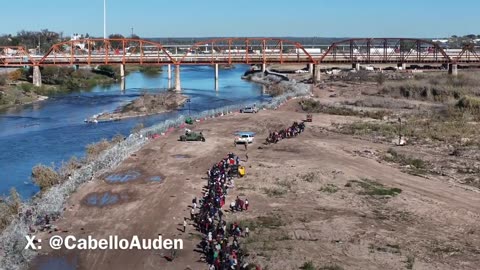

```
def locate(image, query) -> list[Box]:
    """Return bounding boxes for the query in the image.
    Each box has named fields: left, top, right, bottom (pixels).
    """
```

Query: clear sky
left=0, top=0, right=478, bottom=38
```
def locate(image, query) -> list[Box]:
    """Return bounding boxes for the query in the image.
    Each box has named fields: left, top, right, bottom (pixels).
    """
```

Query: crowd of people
left=190, top=152, right=253, bottom=270
left=265, top=121, right=305, bottom=144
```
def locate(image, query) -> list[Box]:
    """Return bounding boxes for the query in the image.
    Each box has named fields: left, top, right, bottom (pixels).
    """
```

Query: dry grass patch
left=0, top=188, right=21, bottom=230
left=347, top=178, right=402, bottom=197
left=31, top=164, right=61, bottom=192
left=299, top=99, right=391, bottom=120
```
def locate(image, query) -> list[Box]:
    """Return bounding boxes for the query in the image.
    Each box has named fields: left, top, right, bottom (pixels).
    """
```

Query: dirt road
left=31, top=100, right=480, bottom=270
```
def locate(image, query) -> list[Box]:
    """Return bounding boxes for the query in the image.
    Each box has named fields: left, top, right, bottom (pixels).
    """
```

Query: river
left=0, top=65, right=268, bottom=198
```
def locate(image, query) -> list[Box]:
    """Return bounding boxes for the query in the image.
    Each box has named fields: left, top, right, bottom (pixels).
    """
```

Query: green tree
left=108, top=34, right=125, bottom=48
left=400, top=40, right=416, bottom=52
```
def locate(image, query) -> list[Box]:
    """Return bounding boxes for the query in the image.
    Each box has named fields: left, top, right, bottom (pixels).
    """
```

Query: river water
left=0, top=65, right=268, bottom=198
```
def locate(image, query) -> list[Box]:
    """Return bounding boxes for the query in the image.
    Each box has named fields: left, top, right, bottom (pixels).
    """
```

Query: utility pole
left=103, top=0, right=107, bottom=39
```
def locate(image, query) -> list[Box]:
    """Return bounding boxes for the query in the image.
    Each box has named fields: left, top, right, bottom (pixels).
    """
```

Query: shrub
left=405, top=255, right=415, bottom=269
left=456, top=96, right=480, bottom=115
left=58, top=156, right=83, bottom=180
left=300, top=261, right=316, bottom=270
left=262, top=187, right=287, bottom=197
left=97, top=65, right=114, bottom=74
left=0, top=75, right=7, bottom=86
left=8, top=70, right=23, bottom=81
left=267, top=83, right=287, bottom=96
left=385, top=148, right=427, bottom=170
left=0, top=188, right=21, bottom=230
left=299, top=99, right=323, bottom=113
left=32, top=165, right=60, bottom=192
left=86, top=139, right=112, bottom=161
left=375, top=73, right=386, bottom=85
left=131, top=123, right=144, bottom=134
left=319, top=184, right=338, bottom=193
left=111, top=134, right=126, bottom=144
left=300, top=172, right=317, bottom=182
left=351, top=178, right=402, bottom=197
left=17, top=83, right=34, bottom=92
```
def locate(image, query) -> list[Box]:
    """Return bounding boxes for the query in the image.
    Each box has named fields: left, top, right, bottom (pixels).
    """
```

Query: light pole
left=103, top=0, right=107, bottom=39
left=37, top=36, right=41, bottom=55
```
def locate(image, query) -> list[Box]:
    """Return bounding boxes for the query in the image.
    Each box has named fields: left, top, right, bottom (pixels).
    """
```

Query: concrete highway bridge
left=1, top=38, right=479, bottom=90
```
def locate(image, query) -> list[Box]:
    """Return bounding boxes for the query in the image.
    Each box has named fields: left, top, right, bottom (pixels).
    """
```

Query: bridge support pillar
left=119, top=64, right=126, bottom=91
left=214, top=63, right=219, bottom=81
left=308, top=63, right=314, bottom=74
left=120, top=78, right=126, bottom=91
left=174, top=64, right=181, bottom=91
left=448, top=63, right=458, bottom=76
left=352, top=63, right=360, bottom=71
left=33, top=65, right=42, bottom=87
left=262, top=63, right=266, bottom=73
left=313, top=64, right=321, bottom=83
left=167, top=64, right=172, bottom=81
left=214, top=64, right=219, bottom=91
left=120, top=64, right=125, bottom=78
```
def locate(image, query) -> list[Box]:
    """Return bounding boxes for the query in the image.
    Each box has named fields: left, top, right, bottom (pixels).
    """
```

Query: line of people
left=265, top=121, right=306, bottom=144
left=191, top=152, right=252, bottom=270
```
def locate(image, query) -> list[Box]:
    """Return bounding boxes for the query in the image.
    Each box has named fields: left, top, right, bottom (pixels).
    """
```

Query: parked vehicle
left=234, top=131, right=255, bottom=144
left=240, top=106, right=258, bottom=113
left=180, top=130, right=205, bottom=142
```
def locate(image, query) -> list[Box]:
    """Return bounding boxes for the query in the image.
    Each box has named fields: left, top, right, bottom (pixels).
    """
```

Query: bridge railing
left=1, top=38, right=480, bottom=66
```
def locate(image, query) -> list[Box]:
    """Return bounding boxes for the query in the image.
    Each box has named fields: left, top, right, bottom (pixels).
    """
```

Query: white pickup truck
left=239, top=106, right=258, bottom=113
left=234, top=132, right=255, bottom=144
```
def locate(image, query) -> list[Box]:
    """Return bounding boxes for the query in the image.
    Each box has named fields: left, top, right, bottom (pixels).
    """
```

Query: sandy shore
left=27, top=93, right=480, bottom=269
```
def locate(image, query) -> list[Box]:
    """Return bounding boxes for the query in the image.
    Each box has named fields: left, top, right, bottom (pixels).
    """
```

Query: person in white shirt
left=190, top=208, right=195, bottom=220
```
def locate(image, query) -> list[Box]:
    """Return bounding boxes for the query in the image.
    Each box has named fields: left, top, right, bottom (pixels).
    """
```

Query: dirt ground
left=30, top=83, right=480, bottom=270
